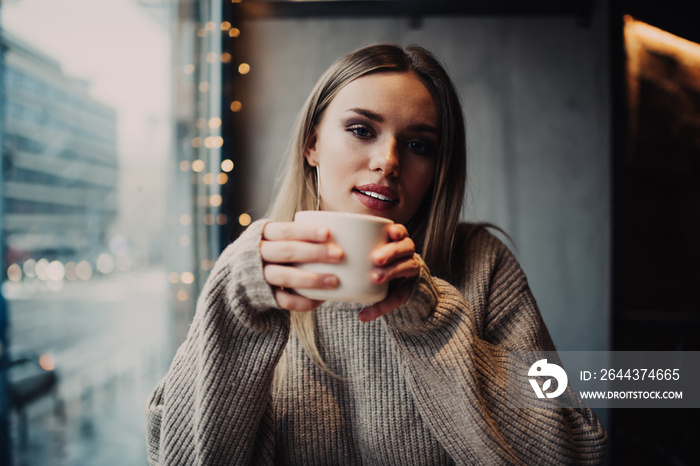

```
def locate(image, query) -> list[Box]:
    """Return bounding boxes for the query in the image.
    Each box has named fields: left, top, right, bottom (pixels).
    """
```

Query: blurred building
left=1, top=30, right=118, bottom=277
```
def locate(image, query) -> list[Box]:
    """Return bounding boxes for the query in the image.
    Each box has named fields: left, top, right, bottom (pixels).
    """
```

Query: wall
left=235, top=11, right=611, bottom=353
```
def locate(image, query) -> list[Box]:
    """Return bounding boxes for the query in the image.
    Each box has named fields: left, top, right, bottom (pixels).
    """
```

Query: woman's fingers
left=273, top=288, right=324, bottom=312
left=371, top=253, right=421, bottom=285
left=358, top=281, right=412, bottom=322
left=370, top=226, right=419, bottom=285
left=371, top=234, right=414, bottom=267
left=260, top=240, right=343, bottom=264
left=265, top=264, right=337, bottom=312
left=262, top=221, right=330, bottom=242
left=263, top=264, right=338, bottom=290
left=261, top=221, right=343, bottom=264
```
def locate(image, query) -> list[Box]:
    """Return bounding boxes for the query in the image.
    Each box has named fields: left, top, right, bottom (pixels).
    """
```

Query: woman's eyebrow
left=345, top=107, right=439, bottom=134
left=409, top=123, right=440, bottom=135
left=346, top=107, right=383, bottom=122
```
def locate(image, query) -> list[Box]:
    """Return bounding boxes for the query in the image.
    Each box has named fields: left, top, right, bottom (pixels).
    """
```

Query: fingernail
left=323, top=275, right=339, bottom=288
left=372, top=255, right=385, bottom=266
left=371, top=270, right=385, bottom=282
left=358, top=309, right=371, bottom=322
left=327, top=245, right=343, bottom=260
left=317, top=228, right=329, bottom=240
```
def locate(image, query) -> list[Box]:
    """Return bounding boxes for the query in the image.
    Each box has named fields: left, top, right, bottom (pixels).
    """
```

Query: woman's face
left=305, top=71, right=439, bottom=225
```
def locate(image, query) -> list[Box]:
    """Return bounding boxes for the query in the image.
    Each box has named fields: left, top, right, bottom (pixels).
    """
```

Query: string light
left=239, top=213, right=252, bottom=226
left=238, top=63, right=250, bottom=75
left=209, top=194, right=222, bottom=207
left=168, top=272, right=180, bottom=284
left=216, top=214, right=228, bottom=225
left=192, top=159, right=205, bottom=172
left=221, top=52, right=232, bottom=64
left=177, top=289, right=189, bottom=301
left=183, top=64, right=195, bottom=75
left=180, top=160, right=191, bottom=172
left=229, top=28, right=240, bottom=38
left=221, top=21, right=231, bottom=31
left=230, top=100, right=242, bottom=112
left=221, top=159, right=234, bottom=172
left=217, top=173, right=228, bottom=185
left=180, top=272, right=195, bottom=284
left=209, top=117, right=221, bottom=129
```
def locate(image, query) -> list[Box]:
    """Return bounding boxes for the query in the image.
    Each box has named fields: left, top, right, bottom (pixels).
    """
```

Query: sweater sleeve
left=381, top=229, right=606, bottom=465
left=145, top=219, right=289, bottom=466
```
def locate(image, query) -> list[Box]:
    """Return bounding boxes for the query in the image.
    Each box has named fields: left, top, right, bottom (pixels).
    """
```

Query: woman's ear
left=304, top=131, right=319, bottom=167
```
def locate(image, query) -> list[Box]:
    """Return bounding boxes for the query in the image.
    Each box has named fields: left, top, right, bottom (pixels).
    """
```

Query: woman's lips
left=353, top=184, right=398, bottom=211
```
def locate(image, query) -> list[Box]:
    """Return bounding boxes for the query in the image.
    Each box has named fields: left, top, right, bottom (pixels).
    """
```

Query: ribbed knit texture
left=146, top=220, right=607, bottom=465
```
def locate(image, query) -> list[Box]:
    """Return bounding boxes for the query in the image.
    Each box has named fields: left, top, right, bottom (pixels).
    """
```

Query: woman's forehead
left=327, top=71, right=440, bottom=126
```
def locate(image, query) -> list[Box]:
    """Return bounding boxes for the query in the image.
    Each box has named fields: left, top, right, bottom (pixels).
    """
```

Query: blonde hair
left=267, top=44, right=467, bottom=377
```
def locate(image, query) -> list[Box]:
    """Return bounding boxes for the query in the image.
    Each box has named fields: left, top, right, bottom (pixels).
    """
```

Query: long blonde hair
left=267, top=44, right=467, bottom=376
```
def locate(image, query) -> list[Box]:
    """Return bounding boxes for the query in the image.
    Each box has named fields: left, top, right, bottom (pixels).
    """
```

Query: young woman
left=146, top=44, right=606, bottom=465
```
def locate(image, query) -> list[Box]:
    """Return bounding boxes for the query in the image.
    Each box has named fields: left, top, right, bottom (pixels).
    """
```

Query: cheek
left=319, top=141, right=366, bottom=173
left=407, top=159, right=436, bottom=192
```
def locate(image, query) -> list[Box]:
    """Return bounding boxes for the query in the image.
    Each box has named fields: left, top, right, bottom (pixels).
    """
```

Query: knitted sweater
left=145, top=220, right=607, bottom=465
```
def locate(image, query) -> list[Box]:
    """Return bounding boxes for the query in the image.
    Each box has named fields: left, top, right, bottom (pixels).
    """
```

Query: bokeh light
left=7, top=264, right=22, bottom=282
left=77, top=261, right=93, bottom=281
left=35, top=259, right=49, bottom=281
left=64, top=262, right=78, bottom=281
left=191, top=159, right=205, bottom=172
left=47, top=261, right=65, bottom=281
left=221, top=159, right=234, bottom=172
left=23, top=258, right=37, bottom=278
left=180, top=272, right=194, bottom=285
left=96, top=253, right=115, bottom=274
left=238, top=63, right=250, bottom=75
left=39, top=354, right=55, bottom=371
left=239, top=213, right=251, bottom=226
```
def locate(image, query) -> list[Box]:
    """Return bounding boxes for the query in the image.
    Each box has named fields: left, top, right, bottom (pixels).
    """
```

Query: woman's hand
left=358, top=223, right=421, bottom=322
left=260, top=221, right=343, bottom=312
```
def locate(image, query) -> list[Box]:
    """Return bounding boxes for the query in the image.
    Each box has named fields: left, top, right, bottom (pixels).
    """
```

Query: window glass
left=0, top=1, right=219, bottom=463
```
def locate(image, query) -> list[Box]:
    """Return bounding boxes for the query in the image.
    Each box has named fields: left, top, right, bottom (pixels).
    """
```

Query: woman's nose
left=370, top=138, right=400, bottom=176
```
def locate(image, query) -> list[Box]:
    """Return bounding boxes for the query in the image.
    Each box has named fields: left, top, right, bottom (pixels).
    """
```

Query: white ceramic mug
left=293, top=210, right=393, bottom=304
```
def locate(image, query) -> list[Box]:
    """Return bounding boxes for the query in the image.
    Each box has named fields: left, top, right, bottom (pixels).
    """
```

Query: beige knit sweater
left=145, top=220, right=606, bottom=465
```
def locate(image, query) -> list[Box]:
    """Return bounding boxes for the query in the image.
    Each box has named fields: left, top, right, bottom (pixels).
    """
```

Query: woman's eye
left=348, top=125, right=372, bottom=138
left=407, top=140, right=435, bottom=156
